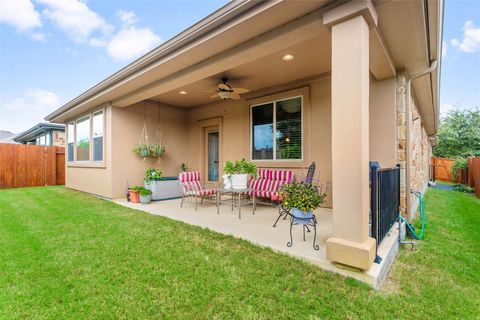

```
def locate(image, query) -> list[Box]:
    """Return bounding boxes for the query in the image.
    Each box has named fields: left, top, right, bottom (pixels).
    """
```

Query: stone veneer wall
left=396, top=74, right=432, bottom=220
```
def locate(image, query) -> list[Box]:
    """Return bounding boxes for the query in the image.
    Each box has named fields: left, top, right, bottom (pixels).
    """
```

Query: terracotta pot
left=129, top=190, right=140, bottom=203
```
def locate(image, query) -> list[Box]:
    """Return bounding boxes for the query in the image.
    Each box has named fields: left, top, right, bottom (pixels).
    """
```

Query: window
left=92, top=110, right=103, bottom=161
left=252, top=103, right=274, bottom=160
left=251, top=96, right=302, bottom=160
left=67, top=108, right=105, bottom=163
left=76, top=116, right=90, bottom=161
left=36, top=137, right=40, bottom=145
left=39, top=134, right=45, bottom=146
left=45, top=132, right=51, bottom=146
left=67, top=123, right=74, bottom=161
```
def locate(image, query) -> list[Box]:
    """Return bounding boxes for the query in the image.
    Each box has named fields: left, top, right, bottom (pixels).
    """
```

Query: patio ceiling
left=150, top=36, right=331, bottom=108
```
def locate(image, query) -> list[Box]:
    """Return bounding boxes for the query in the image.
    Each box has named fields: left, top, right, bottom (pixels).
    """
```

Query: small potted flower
left=280, top=182, right=326, bottom=223
left=128, top=186, right=142, bottom=203
left=139, top=187, right=152, bottom=204
left=224, top=158, right=256, bottom=189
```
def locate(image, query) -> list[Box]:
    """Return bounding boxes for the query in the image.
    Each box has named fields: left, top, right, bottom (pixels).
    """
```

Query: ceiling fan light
left=219, top=91, right=230, bottom=99
left=282, top=54, right=294, bottom=61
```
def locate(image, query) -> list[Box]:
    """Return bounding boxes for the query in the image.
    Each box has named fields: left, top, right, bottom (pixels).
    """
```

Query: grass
left=0, top=186, right=479, bottom=319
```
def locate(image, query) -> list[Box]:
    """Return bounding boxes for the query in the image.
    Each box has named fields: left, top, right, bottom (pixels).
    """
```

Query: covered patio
left=115, top=198, right=398, bottom=289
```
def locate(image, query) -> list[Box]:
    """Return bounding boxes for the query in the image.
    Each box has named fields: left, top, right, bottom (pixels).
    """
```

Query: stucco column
left=323, top=0, right=377, bottom=270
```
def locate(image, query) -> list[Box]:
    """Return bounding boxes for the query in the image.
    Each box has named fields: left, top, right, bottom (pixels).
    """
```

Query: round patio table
left=216, top=187, right=255, bottom=219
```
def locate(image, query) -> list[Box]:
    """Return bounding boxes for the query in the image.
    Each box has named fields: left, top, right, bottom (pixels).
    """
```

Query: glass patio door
left=206, top=128, right=219, bottom=182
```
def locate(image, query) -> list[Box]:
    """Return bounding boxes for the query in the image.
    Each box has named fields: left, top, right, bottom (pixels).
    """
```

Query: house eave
left=13, top=123, right=65, bottom=143
left=44, top=0, right=268, bottom=122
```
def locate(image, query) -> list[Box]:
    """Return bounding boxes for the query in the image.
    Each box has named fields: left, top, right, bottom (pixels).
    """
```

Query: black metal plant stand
left=287, top=215, right=319, bottom=250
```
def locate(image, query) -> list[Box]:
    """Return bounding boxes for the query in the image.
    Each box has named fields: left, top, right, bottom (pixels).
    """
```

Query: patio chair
left=179, top=171, right=216, bottom=211
left=272, top=162, right=316, bottom=227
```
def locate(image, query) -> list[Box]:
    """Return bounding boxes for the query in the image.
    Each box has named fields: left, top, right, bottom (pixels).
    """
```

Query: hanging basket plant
left=134, top=103, right=166, bottom=159
left=149, top=143, right=165, bottom=158
left=133, top=143, right=151, bottom=157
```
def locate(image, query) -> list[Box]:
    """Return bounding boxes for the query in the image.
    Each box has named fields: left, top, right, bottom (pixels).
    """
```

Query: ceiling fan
left=210, top=77, right=249, bottom=100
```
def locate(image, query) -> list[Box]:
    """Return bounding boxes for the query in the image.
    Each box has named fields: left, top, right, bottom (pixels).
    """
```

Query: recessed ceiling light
left=282, top=54, right=294, bottom=61
left=179, top=91, right=187, bottom=95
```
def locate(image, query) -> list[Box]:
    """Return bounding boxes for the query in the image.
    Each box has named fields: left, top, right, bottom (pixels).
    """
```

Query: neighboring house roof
left=45, top=0, right=443, bottom=135
left=13, top=123, right=65, bottom=143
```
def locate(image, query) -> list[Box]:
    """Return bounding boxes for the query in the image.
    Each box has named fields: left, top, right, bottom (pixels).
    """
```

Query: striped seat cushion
left=178, top=171, right=214, bottom=196
left=248, top=169, right=294, bottom=199
left=198, top=189, right=216, bottom=196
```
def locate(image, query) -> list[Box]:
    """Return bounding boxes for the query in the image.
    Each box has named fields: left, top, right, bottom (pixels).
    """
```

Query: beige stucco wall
left=369, top=77, right=397, bottom=168
left=65, top=105, right=113, bottom=198
left=110, top=101, right=189, bottom=198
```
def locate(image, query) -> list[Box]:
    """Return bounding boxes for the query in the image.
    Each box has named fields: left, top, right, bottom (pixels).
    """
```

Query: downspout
left=405, top=60, right=437, bottom=219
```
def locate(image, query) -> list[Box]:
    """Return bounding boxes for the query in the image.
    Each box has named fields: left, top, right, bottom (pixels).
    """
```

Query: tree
left=433, top=109, right=480, bottom=158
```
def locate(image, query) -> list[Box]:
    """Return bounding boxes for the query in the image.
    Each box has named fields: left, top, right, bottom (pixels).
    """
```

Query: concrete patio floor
left=114, top=197, right=398, bottom=289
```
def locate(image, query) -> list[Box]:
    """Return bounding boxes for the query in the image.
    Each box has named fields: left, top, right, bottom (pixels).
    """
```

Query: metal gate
left=370, top=162, right=400, bottom=246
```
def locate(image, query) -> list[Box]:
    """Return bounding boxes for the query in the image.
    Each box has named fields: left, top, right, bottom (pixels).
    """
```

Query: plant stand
left=287, top=213, right=319, bottom=251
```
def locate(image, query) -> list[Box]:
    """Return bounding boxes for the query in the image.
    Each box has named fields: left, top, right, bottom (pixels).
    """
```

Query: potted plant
left=180, top=163, right=188, bottom=172
left=224, top=158, right=256, bottom=189
left=149, top=144, right=165, bottom=157
left=139, top=187, right=152, bottom=204
left=280, top=182, right=326, bottom=223
left=133, top=143, right=150, bottom=157
left=144, top=168, right=162, bottom=200
left=128, top=186, right=142, bottom=203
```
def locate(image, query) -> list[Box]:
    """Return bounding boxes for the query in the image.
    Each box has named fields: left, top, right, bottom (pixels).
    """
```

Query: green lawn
left=0, top=187, right=479, bottom=319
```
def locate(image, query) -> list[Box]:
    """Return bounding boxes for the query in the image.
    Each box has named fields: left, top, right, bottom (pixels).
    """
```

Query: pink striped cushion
left=179, top=171, right=201, bottom=182
left=271, top=170, right=294, bottom=182
left=199, top=189, right=215, bottom=196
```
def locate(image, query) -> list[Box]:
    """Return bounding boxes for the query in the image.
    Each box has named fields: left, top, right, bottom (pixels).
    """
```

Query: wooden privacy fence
left=0, top=144, right=65, bottom=189
left=468, top=157, right=480, bottom=198
left=431, top=157, right=457, bottom=182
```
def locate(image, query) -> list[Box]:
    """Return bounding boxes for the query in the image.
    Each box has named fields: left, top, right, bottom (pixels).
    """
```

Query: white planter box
left=231, top=173, right=248, bottom=189
left=144, top=177, right=182, bottom=200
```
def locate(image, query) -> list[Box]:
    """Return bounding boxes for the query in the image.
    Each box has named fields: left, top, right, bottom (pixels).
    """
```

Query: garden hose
left=399, top=190, right=425, bottom=240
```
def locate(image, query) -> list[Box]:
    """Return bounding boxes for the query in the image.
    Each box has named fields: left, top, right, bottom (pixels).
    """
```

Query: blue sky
left=0, top=0, right=479, bottom=133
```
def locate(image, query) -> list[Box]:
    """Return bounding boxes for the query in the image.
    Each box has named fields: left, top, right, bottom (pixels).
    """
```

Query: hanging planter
left=133, top=143, right=151, bottom=157
left=149, top=143, right=165, bottom=157
left=133, top=103, right=166, bottom=159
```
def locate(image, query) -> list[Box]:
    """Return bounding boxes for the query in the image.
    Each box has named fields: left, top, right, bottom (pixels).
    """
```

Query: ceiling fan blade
left=229, top=93, right=241, bottom=100
left=232, top=88, right=249, bottom=94
left=210, top=93, right=219, bottom=99
left=218, top=83, right=230, bottom=91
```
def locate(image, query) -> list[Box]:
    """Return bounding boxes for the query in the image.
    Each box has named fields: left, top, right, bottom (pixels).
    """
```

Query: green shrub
left=145, top=168, right=162, bottom=183
left=280, top=182, right=326, bottom=213
left=453, top=184, right=475, bottom=193
left=452, top=158, right=468, bottom=180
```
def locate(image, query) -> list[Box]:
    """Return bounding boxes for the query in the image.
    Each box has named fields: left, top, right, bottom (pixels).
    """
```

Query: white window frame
left=67, top=122, right=75, bottom=162
left=250, top=95, right=303, bottom=162
left=75, top=115, right=91, bottom=162
left=92, top=109, right=105, bottom=162
left=67, top=107, right=105, bottom=165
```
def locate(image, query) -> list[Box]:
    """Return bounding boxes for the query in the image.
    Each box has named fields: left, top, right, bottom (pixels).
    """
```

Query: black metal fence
left=370, top=162, right=400, bottom=246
